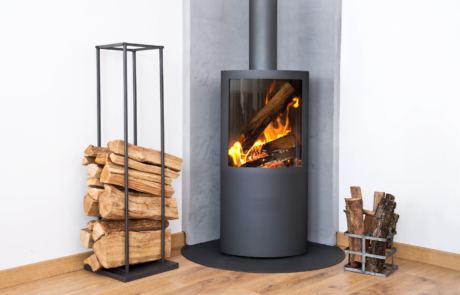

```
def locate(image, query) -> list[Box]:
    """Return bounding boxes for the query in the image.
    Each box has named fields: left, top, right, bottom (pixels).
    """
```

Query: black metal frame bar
left=87, top=42, right=178, bottom=282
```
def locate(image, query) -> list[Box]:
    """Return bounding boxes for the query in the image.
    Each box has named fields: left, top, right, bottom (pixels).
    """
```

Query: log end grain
left=79, top=229, right=94, bottom=249
left=84, top=254, right=102, bottom=272
left=84, top=194, right=101, bottom=217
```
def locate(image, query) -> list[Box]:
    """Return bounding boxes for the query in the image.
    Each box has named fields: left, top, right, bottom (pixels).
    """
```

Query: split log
left=87, top=177, right=104, bottom=188
left=87, top=220, right=97, bottom=231
left=385, top=193, right=395, bottom=202
left=99, top=184, right=178, bottom=220
left=363, top=210, right=375, bottom=248
left=385, top=194, right=398, bottom=248
left=84, top=254, right=102, bottom=272
left=87, top=188, right=104, bottom=201
left=110, top=154, right=180, bottom=179
left=386, top=213, right=400, bottom=249
left=95, top=153, right=111, bottom=165
left=87, top=163, right=104, bottom=178
left=389, top=213, right=399, bottom=233
left=363, top=191, right=385, bottom=247
left=79, top=229, right=95, bottom=249
left=100, top=165, right=175, bottom=197
left=92, top=219, right=167, bottom=242
left=350, top=186, right=362, bottom=199
left=105, top=161, right=172, bottom=185
left=344, top=210, right=359, bottom=268
left=345, top=198, right=364, bottom=265
left=363, top=209, right=375, bottom=216
left=82, top=156, right=96, bottom=166
left=366, top=197, right=396, bottom=273
left=93, top=229, right=171, bottom=269
left=84, top=145, right=110, bottom=157
left=108, top=140, right=182, bottom=172
left=373, top=192, right=385, bottom=211
left=241, top=148, right=296, bottom=168
left=84, top=194, right=100, bottom=217
left=363, top=209, right=375, bottom=246
left=239, top=82, right=298, bottom=152
left=363, top=214, right=373, bottom=248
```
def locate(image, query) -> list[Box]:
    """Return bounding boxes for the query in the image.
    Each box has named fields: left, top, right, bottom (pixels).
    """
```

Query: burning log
left=84, top=145, right=110, bottom=157
left=261, top=134, right=297, bottom=154
left=110, top=153, right=180, bottom=179
left=108, top=140, right=182, bottom=172
left=261, top=159, right=297, bottom=168
left=82, top=156, right=96, bottom=166
left=100, top=165, right=175, bottom=197
left=99, top=184, right=178, bottom=220
left=91, top=229, right=171, bottom=271
left=91, top=219, right=166, bottom=242
left=105, top=161, right=172, bottom=185
left=366, top=195, right=396, bottom=273
left=241, top=147, right=296, bottom=168
left=239, top=82, right=298, bottom=153
left=244, top=134, right=297, bottom=165
left=344, top=197, right=364, bottom=266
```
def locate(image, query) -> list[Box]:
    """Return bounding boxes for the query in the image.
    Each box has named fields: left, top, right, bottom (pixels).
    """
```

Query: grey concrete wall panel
left=183, top=0, right=341, bottom=246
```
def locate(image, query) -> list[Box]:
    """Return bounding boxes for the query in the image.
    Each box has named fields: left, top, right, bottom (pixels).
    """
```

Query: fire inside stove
left=228, top=79, right=302, bottom=168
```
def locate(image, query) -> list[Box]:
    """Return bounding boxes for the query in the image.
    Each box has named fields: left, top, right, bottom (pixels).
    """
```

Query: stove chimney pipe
left=249, top=0, right=277, bottom=70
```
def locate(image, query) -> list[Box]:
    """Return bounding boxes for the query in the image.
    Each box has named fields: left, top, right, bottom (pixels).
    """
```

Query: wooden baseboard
left=171, top=231, right=186, bottom=249
left=0, top=231, right=186, bottom=290
left=336, top=231, right=460, bottom=272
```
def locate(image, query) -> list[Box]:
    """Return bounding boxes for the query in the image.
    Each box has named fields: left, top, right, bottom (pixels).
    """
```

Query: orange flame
left=228, top=85, right=300, bottom=167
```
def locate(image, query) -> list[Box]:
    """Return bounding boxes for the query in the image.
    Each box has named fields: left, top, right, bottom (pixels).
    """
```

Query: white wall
left=340, top=0, right=460, bottom=254
left=0, top=0, right=183, bottom=271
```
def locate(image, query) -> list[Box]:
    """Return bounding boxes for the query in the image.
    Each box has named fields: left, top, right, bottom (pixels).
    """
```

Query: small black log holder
left=343, top=231, right=398, bottom=277
left=83, top=42, right=179, bottom=282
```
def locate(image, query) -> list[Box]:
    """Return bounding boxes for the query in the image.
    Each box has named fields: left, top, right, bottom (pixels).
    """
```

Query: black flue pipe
left=249, top=0, right=277, bottom=70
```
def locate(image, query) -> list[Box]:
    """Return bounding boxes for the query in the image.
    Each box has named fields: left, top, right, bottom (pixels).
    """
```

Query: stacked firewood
left=80, top=140, right=182, bottom=271
left=344, top=186, right=399, bottom=273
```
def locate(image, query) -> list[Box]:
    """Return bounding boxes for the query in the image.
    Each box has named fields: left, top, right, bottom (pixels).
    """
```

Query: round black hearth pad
left=181, top=239, right=345, bottom=273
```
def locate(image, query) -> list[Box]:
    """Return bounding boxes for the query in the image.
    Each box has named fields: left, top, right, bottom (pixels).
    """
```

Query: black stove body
left=220, top=0, right=309, bottom=258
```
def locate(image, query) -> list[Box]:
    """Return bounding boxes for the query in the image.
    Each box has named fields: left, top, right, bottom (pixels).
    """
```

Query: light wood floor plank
left=1, top=246, right=460, bottom=295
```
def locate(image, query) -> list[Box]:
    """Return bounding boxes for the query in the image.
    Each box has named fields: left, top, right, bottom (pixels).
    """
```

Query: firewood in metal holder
left=83, top=42, right=179, bottom=282
left=343, top=231, right=398, bottom=277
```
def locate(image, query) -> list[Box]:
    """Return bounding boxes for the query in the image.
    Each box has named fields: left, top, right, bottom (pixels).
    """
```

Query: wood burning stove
left=220, top=0, right=309, bottom=257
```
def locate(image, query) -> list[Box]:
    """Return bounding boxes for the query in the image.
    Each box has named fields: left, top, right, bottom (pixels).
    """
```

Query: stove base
left=181, top=239, right=344, bottom=273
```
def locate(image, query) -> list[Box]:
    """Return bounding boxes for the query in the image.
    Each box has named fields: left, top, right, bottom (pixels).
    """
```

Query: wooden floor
left=1, top=247, right=460, bottom=295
